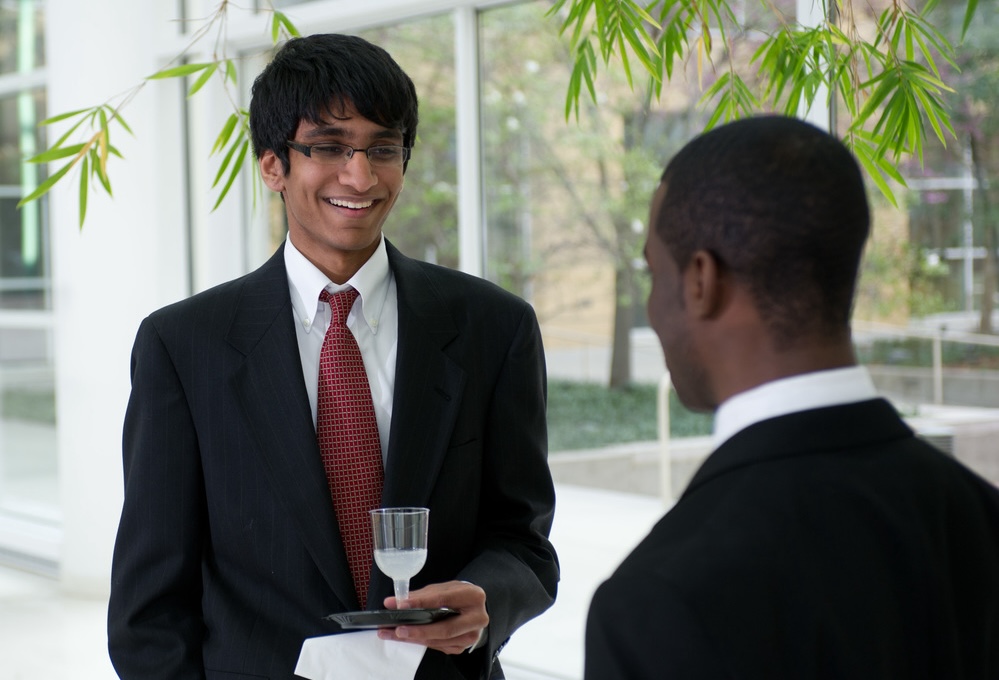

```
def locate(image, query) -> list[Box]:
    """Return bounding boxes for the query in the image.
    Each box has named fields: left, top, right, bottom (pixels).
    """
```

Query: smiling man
left=108, top=34, right=558, bottom=680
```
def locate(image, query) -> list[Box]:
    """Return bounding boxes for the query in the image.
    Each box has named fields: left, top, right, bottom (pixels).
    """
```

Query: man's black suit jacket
left=586, top=398, right=999, bottom=679
left=108, top=241, right=559, bottom=680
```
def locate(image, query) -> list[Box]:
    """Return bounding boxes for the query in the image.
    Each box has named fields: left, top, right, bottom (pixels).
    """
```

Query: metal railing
left=853, top=320, right=999, bottom=405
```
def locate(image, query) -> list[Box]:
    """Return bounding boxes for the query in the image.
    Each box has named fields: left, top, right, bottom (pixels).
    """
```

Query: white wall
left=46, top=0, right=189, bottom=596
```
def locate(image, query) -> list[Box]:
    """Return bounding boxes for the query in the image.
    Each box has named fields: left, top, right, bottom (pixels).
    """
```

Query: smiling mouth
left=327, top=197, right=374, bottom=210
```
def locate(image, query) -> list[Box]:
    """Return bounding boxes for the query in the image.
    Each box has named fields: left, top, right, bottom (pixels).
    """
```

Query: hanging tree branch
left=18, top=1, right=299, bottom=228
left=548, top=0, right=982, bottom=206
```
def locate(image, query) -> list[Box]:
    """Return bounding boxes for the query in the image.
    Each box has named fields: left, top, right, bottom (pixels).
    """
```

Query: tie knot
left=320, top=287, right=359, bottom=326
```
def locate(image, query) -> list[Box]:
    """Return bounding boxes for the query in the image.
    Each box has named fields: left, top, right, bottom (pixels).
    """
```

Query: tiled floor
left=0, top=565, right=115, bottom=679
left=0, top=484, right=669, bottom=680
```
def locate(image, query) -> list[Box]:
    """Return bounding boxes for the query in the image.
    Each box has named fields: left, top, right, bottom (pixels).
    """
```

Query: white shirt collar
left=712, top=366, right=878, bottom=449
left=284, top=235, right=391, bottom=335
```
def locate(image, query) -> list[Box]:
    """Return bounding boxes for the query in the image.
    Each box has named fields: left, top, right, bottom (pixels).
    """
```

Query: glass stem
left=393, top=579, right=410, bottom=608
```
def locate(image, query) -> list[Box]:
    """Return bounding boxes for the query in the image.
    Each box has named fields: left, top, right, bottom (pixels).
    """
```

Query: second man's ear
left=683, top=249, right=724, bottom=319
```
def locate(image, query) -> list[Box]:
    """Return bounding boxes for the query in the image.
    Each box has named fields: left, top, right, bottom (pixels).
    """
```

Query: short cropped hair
left=656, top=115, right=870, bottom=346
left=249, top=34, right=419, bottom=172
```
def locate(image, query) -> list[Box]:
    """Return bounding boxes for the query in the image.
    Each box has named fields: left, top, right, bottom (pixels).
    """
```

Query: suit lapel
left=226, top=246, right=359, bottom=610
left=382, top=242, right=465, bottom=507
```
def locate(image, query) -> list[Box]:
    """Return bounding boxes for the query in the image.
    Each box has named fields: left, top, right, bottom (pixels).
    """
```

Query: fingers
left=377, top=581, right=488, bottom=655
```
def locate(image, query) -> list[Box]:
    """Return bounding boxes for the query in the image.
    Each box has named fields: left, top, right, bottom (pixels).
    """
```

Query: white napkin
left=295, top=630, right=426, bottom=680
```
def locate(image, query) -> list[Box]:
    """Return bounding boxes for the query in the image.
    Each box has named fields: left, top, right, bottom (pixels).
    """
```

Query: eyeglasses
left=286, top=140, right=411, bottom=167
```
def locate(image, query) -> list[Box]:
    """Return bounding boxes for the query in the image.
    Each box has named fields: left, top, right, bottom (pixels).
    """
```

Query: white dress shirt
left=286, top=236, right=491, bottom=656
left=712, top=366, right=879, bottom=450
left=285, top=235, right=398, bottom=464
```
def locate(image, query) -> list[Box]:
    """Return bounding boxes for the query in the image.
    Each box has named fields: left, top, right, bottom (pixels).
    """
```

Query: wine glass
left=370, top=507, right=429, bottom=608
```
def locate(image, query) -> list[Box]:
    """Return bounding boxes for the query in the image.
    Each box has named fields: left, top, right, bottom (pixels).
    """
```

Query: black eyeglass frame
left=285, top=140, right=412, bottom=166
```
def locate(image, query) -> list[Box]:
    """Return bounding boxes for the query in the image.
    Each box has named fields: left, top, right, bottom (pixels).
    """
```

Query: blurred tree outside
left=893, top=0, right=999, bottom=331
left=481, top=2, right=704, bottom=388
left=358, top=17, right=460, bottom=269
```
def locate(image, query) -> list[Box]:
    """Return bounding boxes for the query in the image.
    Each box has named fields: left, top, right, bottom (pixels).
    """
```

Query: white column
left=46, top=0, right=188, bottom=596
left=455, top=6, right=484, bottom=277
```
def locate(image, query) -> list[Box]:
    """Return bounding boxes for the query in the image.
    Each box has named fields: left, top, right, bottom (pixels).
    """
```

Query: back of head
left=249, top=33, right=419, bottom=171
left=657, top=115, right=870, bottom=347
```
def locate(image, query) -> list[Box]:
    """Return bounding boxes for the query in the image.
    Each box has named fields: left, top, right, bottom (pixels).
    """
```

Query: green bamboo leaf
left=50, top=116, right=92, bottom=149
left=888, top=15, right=904, bottom=56
left=910, top=31, right=942, bottom=80
left=592, top=0, right=611, bottom=55
left=79, top=154, right=89, bottom=229
left=147, top=62, right=214, bottom=80
left=703, top=97, right=729, bottom=130
left=91, top=146, right=113, bottom=196
left=98, top=128, right=110, bottom=177
left=212, top=131, right=246, bottom=188
left=544, top=0, right=569, bottom=18
left=656, top=17, right=686, bottom=81
left=700, top=72, right=736, bottom=129
left=564, top=41, right=598, bottom=119
left=17, top=157, right=77, bottom=207
left=618, top=25, right=657, bottom=76
left=871, top=88, right=907, bottom=151
left=225, top=59, right=237, bottom=85
left=906, top=63, right=953, bottom=93
left=904, top=17, right=915, bottom=62
left=212, top=140, right=249, bottom=211
left=26, top=143, right=88, bottom=164
left=271, top=11, right=281, bottom=43
left=911, top=85, right=954, bottom=146
left=187, top=63, right=217, bottom=97
left=212, top=113, right=240, bottom=155
left=906, top=13, right=957, bottom=71
left=961, top=0, right=979, bottom=40
left=616, top=34, right=635, bottom=89
left=856, top=151, right=898, bottom=207
left=856, top=71, right=898, bottom=125
left=111, top=108, right=134, bottom=136
left=273, top=10, right=302, bottom=38
left=282, top=13, right=301, bottom=38
left=873, top=7, right=893, bottom=51
left=624, top=0, right=659, bottom=27
left=37, top=107, right=93, bottom=127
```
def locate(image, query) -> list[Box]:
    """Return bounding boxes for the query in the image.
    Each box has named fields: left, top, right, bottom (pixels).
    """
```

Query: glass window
left=0, top=0, right=57, bottom=548
left=480, top=1, right=705, bottom=391
left=0, top=88, right=48, bottom=307
left=0, top=0, right=45, bottom=74
left=358, top=15, right=458, bottom=267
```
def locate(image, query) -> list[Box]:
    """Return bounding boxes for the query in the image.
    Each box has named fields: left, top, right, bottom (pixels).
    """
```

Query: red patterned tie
left=317, top=287, right=384, bottom=609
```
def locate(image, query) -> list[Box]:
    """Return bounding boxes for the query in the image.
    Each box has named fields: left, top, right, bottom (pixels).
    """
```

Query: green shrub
left=547, top=380, right=711, bottom=452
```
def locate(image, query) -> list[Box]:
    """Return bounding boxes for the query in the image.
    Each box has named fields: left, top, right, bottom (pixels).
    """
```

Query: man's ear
left=683, top=249, right=723, bottom=319
left=259, top=150, right=286, bottom=193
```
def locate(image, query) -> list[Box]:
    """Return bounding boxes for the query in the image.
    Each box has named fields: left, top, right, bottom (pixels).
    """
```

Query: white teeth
left=328, top=198, right=373, bottom=209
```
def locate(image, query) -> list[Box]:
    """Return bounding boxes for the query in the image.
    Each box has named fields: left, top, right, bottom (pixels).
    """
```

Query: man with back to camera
left=107, top=34, right=558, bottom=680
left=585, top=115, right=999, bottom=679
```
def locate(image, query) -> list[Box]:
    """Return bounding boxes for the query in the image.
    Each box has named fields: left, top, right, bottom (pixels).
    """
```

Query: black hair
left=656, top=115, right=870, bottom=346
left=249, top=34, right=419, bottom=172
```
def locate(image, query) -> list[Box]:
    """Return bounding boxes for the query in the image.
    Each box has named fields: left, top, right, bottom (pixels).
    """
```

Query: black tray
left=325, top=608, right=458, bottom=629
